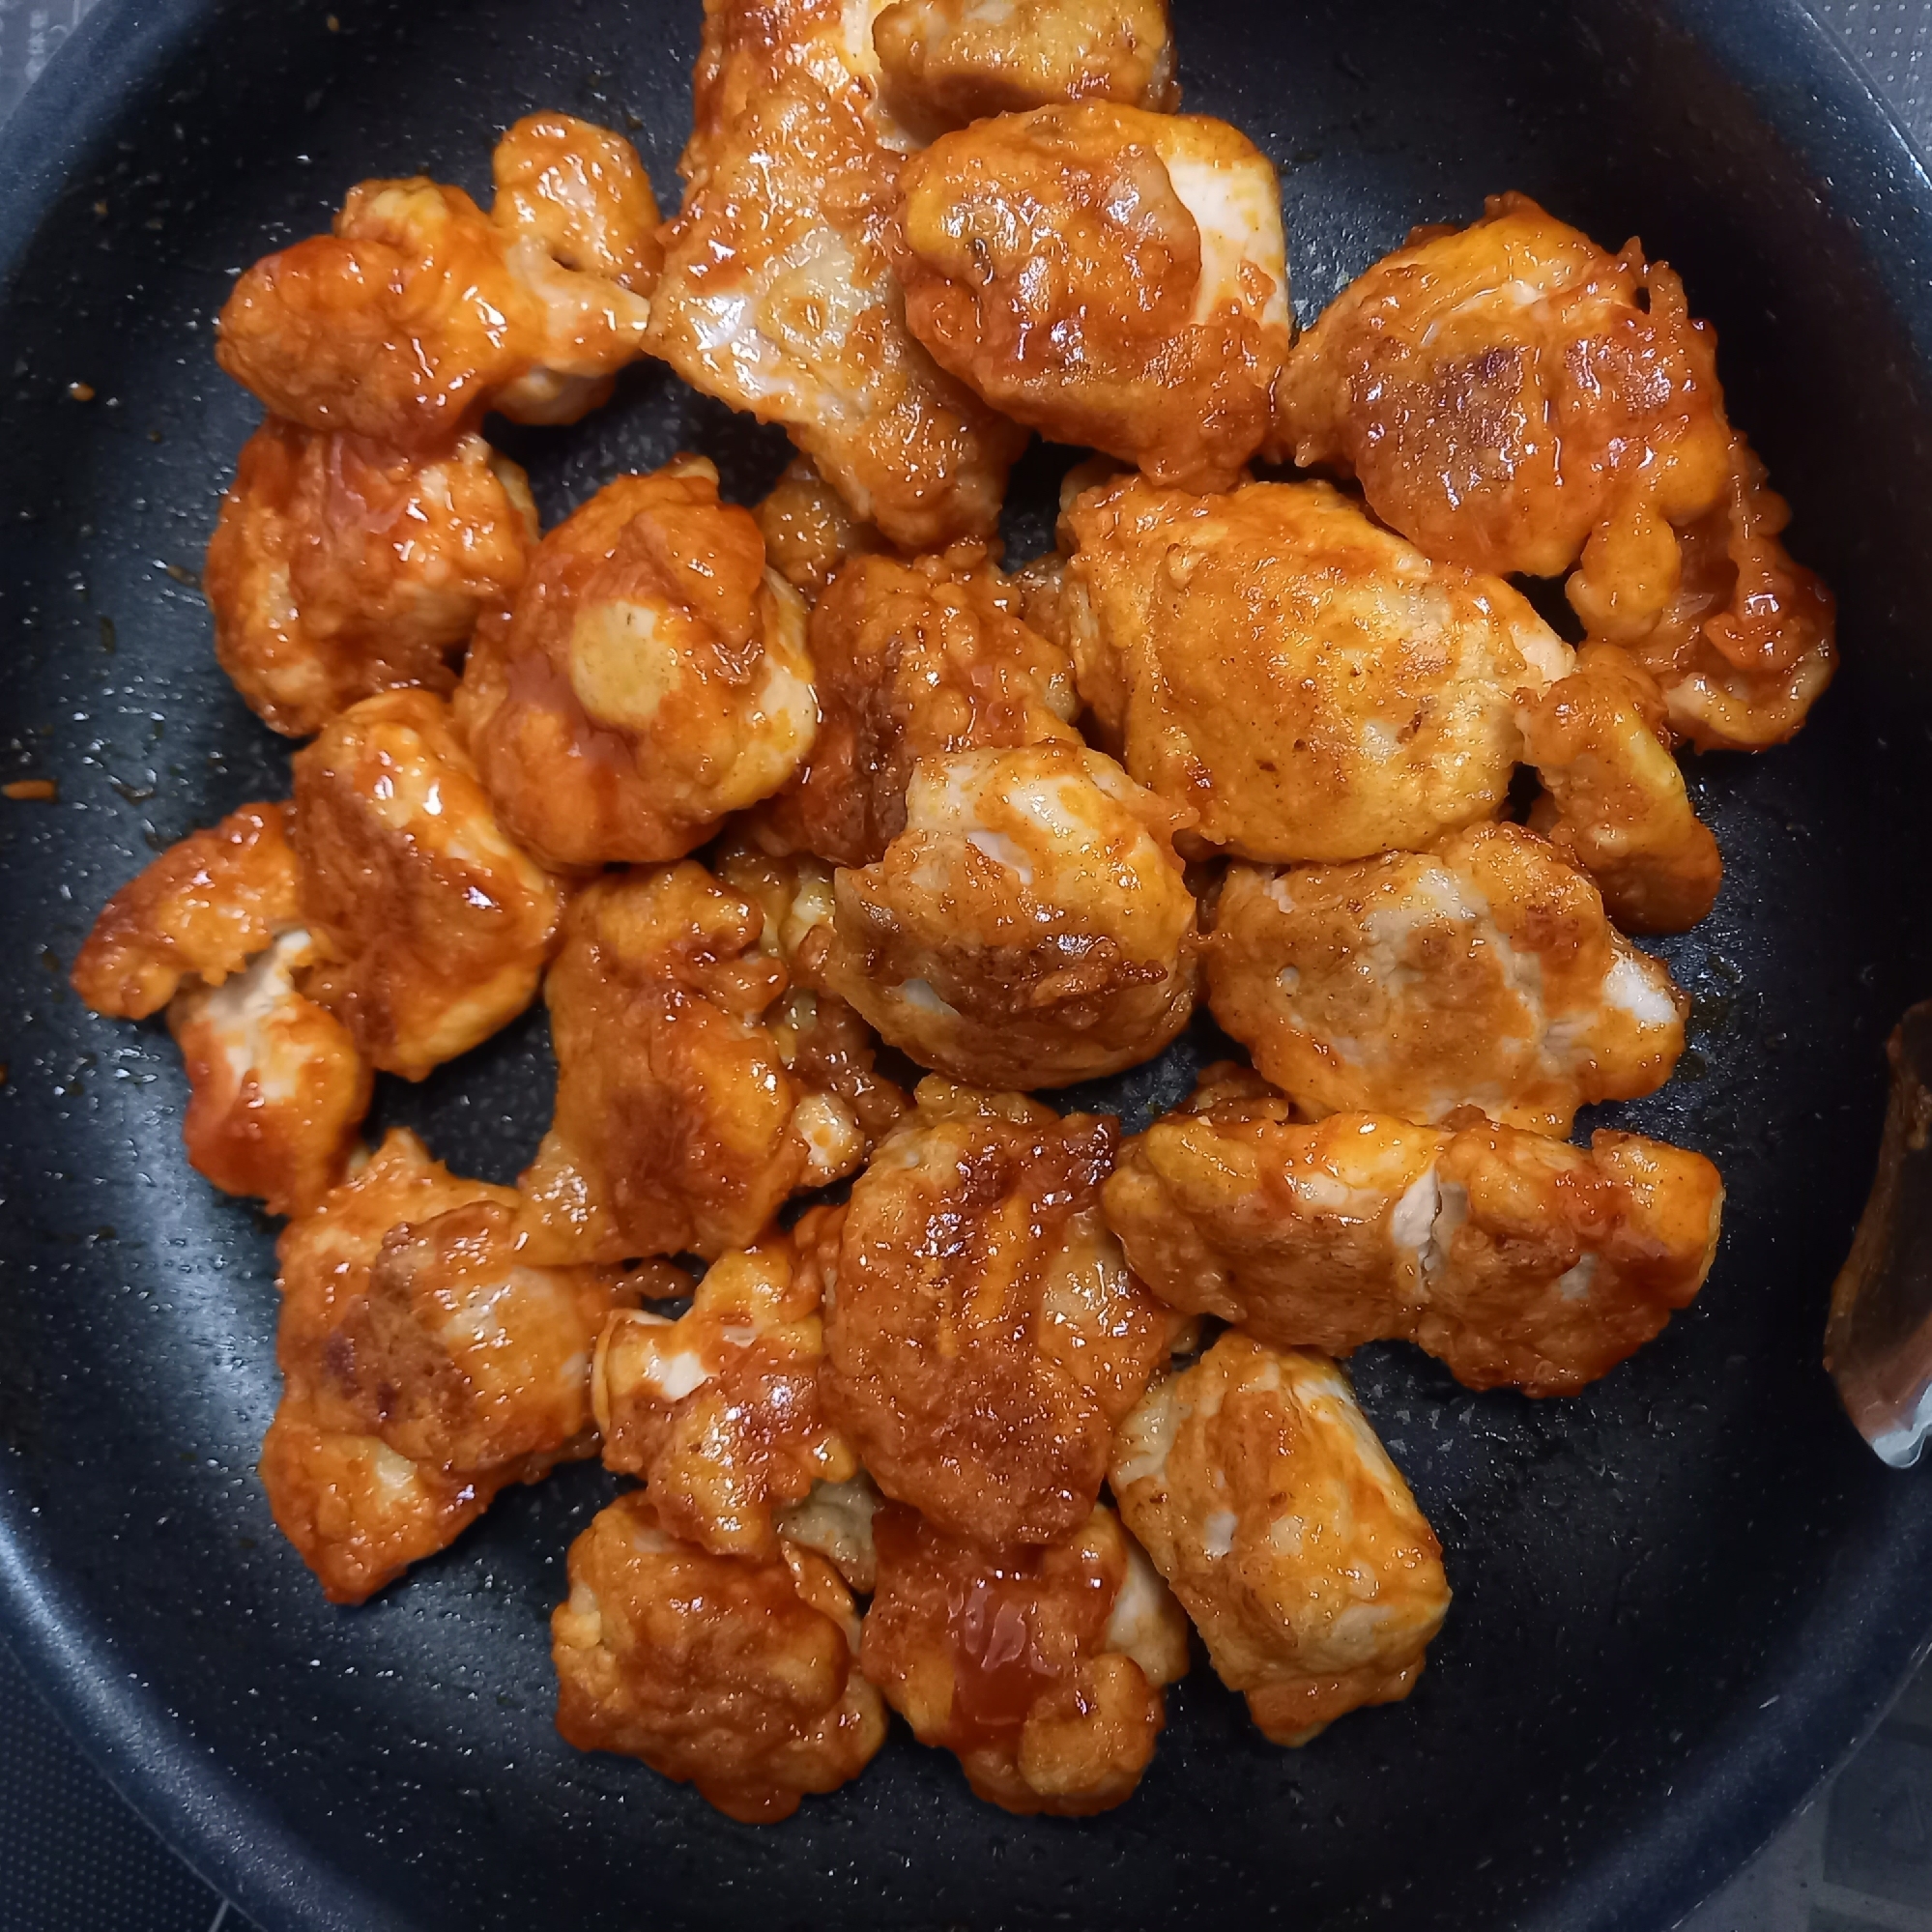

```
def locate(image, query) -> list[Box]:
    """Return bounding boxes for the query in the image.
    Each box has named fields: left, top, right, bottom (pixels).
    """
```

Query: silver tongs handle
left=1827, top=1000, right=1932, bottom=1465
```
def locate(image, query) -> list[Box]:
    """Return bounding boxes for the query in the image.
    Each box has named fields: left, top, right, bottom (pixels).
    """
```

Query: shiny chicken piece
left=203, top=418, right=539, bottom=737
left=824, top=742, right=1199, bottom=1087
left=1111, top=1332, right=1450, bottom=1745
left=552, top=1490, right=886, bottom=1823
left=1206, top=822, right=1687, bottom=1135
left=1520, top=645, right=1724, bottom=933
left=1275, top=193, right=1833, bottom=750
left=216, top=114, right=658, bottom=450
left=861, top=1501, right=1189, bottom=1814
left=292, top=689, right=565, bottom=1079
left=645, top=0, right=1026, bottom=548
left=822, top=1080, right=1173, bottom=1548
left=594, top=1210, right=859, bottom=1559
left=900, top=103, right=1290, bottom=492
left=872, top=0, right=1177, bottom=139
left=71, top=801, right=369, bottom=1213
left=752, top=456, right=885, bottom=599
left=1103, top=1070, right=1725, bottom=1396
left=755, top=543, right=1080, bottom=869
left=167, top=928, right=372, bottom=1215
left=517, top=860, right=902, bottom=1266
left=261, top=1129, right=641, bottom=1602
left=1063, top=475, right=1572, bottom=862
left=457, top=459, right=816, bottom=871
left=72, top=800, right=303, bottom=1019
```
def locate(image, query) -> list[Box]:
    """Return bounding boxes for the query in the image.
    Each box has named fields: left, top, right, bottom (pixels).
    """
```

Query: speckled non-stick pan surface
left=4, top=2, right=1932, bottom=1928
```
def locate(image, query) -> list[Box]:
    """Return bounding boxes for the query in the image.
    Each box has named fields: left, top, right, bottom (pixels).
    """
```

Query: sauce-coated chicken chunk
left=517, top=860, right=902, bottom=1265
left=1275, top=193, right=1834, bottom=750
left=822, top=1080, right=1172, bottom=1547
left=216, top=115, right=658, bottom=449
left=293, top=690, right=564, bottom=1079
left=873, top=0, right=1177, bottom=139
left=552, top=1490, right=886, bottom=1822
left=861, top=1501, right=1188, bottom=1814
left=752, top=456, right=884, bottom=600
left=1104, top=1069, right=1725, bottom=1395
left=594, top=1210, right=858, bottom=1559
left=168, top=928, right=372, bottom=1215
left=204, top=418, right=539, bottom=737
left=900, top=103, right=1289, bottom=491
left=755, top=544, right=1079, bottom=869
left=824, top=742, right=1198, bottom=1087
left=72, top=800, right=303, bottom=1020
left=1111, top=1333, right=1450, bottom=1745
left=645, top=0, right=1025, bottom=548
left=457, top=459, right=816, bottom=871
left=1520, top=646, right=1723, bottom=933
left=72, top=801, right=369, bottom=1213
left=1063, top=475, right=1572, bottom=861
left=261, top=1129, right=641, bottom=1602
left=1206, top=822, right=1687, bottom=1135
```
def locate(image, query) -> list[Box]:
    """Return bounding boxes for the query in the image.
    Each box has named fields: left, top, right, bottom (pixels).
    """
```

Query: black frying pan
left=3, top=2, right=1932, bottom=1928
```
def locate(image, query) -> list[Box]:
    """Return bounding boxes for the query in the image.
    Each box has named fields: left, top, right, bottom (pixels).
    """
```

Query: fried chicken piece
left=456, top=459, right=817, bottom=871
left=1110, top=1333, right=1450, bottom=1745
left=168, top=927, right=372, bottom=1215
left=861, top=1501, right=1187, bottom=1814
left=216, top=114, right=658, bottom=450
left=822, top=742, right=1198, bottom=1086
left=204, top=418, right=539, bottom=738
left=261, top=1128, right=642, bottom=1602
left=1275, top=193, right=1833, bottom=749
left=72, top=801, right=303, bottom=1018
left=552, top=1490, right=886, bottom=1822
left=1062, top=475, right=1572, bottom=862
left=292, top=690, right=564, bottom=1079
left=753, top=543, right=1079, bottom=868
left=751, top=457, right=885, bottom=600
left=1205, top=822, right=1687, bottom=1135
left=873, top=0, right=1176, bottom=139
left=822, top=1080, right=1172, bottom=1547
left=594, top=1209, right=858, bottom=1559
left=645, top=0, right=1025, bottom=549
left=1519, top=645, right=1723, bottom=932
left=1103, top=1069, right=1725, bottom=1395
left=900, top=104, right=1288, bottom=491
left=517, top=859, right=902, bottom=1265
left=72, top=801, right=369, bottom=1212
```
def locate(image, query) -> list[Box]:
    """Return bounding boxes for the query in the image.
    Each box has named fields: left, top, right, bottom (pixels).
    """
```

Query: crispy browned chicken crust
left=552, top=1491, right=886, bottom=1822
left=517, top=859, right=902, bottom=1264
left=594, top=1208, right=857, bottom=1560
left=822, top=1079, right=1172, bottom=1548
left=645, top=0, right=1025, bottom=548
left=1062, top=474, right=1572, bottom=861
left=217, top=115, right=659, bottom=449
left=753, top=542, right=1079, bottom=870
left=1276, top=192, right=1834, bottom=750
left=292, top=690, right=565, bottom=1080
left=1205, top=822, right=1687, bottom=1134
left=1105, top=1068, right=1724, bottom=1396
left=1111, top=1334, right=1450, bottom=1745
left=457, top=458, right=816, bottom=871
left=262, top=1130, right=642, bottom=1602
left=900, top=102, right=1288, bottom=490
left=204, top=418, right=538, bottom=738
left=872, top=0, right=1177, bottom=139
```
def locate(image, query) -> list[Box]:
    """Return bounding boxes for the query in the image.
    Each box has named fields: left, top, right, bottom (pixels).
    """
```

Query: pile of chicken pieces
left=73, top=0, right=1828, bottom=1827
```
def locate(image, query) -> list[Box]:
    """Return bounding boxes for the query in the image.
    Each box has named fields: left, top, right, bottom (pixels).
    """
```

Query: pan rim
left=1, top=1, right=1930, bottom=1928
